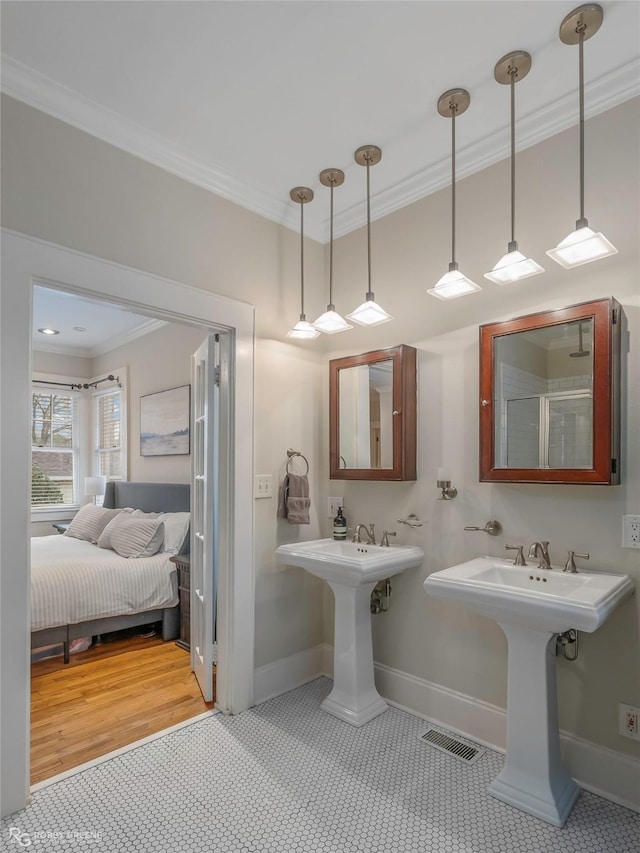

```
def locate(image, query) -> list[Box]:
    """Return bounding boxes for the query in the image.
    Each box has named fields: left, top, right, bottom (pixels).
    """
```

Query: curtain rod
left=32, top=374, right=121, bottom=391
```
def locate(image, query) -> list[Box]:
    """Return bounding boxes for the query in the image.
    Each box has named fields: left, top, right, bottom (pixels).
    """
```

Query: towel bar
left=286, top=448, right=309, bottom=475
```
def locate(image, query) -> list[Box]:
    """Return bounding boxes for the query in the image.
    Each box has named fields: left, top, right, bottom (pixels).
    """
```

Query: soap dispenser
left=333, top=507, right=347, bottom=540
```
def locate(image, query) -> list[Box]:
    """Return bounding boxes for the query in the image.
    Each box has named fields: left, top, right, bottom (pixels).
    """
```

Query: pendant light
left=547, top=4, right=617, bottom=268
left=287, top=187, right=320, bottom=340
left=346, top=145, right=393, bottom=327
left=484, top=52, right=544, bottom=285
left=313, top=169, right=353, bottom=334
left=428, top=89, right=481, bottom=300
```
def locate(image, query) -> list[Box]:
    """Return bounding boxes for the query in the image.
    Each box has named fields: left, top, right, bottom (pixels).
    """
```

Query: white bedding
left=31, top=535, right=178, bottom=632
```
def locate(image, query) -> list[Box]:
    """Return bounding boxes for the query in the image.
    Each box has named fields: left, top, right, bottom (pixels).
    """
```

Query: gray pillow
left=64, top=504, right=123, bottom=544
left=100, top=513, right=165, bottom=558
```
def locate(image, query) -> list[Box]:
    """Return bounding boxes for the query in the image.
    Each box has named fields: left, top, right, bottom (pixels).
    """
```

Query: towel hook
left=286, top=448, right=309, bottom=476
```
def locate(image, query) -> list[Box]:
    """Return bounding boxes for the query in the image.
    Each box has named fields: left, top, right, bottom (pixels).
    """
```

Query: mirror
left=330, top=345, right=416, bottom=481
left=479, top=298, right=620, bottom=484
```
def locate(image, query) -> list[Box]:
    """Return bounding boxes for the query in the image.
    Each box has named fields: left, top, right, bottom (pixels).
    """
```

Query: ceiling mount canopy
left=429, top=89, right=481, bottom=300
left=287, top=186, right=320, bottom=340
left=313, top=168, right=352, bottom=335
left=346, top=145, right=393, bottom=327
left=485, top=50, right=545, bottom=285
left=547, top=3, right=618, bottom=269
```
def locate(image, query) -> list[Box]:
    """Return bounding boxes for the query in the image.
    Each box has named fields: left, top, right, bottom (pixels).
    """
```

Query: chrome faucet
left=353, top=523, right=376, bottom=545
left=528, top=541, right=551, bottom=569
left=505, top=544, right=527, bottom=566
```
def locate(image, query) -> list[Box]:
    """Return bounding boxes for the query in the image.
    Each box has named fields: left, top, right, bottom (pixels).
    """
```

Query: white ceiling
left=2, top=1, right=639, bottom=243
left=32, top=286, right=164, bottom=357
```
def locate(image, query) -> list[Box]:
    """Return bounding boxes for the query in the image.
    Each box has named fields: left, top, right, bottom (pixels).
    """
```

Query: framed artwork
left=140, top=385, right=190, bottom=456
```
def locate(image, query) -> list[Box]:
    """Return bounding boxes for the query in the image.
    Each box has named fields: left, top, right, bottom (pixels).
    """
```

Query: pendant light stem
left=366, top=161, right=373, bottom=296
left=578, top=26, right=586, bottom=225
left=451, top=106, right=456, bottom=266
left=329, top=183, right=334, bottom=306
left=300, top=201, right=305, bottom=316
left=510, top=71, right=516, bottom=246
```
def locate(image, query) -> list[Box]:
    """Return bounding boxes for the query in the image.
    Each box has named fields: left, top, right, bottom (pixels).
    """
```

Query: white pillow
left=157, top=512, right=190, bottom=554
left=64, top=504, right=123, bottom=544
left=100, top=513, right=165, bottom=558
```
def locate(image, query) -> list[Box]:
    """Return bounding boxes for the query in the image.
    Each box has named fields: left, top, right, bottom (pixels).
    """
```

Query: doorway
left=30, top=287, right=221, bottom=778
left=1, top=230, right=256, bottom=817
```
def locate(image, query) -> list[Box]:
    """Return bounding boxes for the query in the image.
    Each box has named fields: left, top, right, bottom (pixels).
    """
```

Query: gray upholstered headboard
left=103, top=481, right=190, bottom=513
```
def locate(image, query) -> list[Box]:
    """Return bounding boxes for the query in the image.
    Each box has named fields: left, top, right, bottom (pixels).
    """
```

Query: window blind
left=31, top=391, right=77, bottom=507
left=95, top=389, right=122, bottom=480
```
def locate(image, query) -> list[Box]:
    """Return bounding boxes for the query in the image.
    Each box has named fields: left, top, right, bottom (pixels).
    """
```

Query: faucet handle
left=563, top=551, right=589, bottom=574
left=368, top=523, right=376, bottom=546
left=380, top=531, right=396, bottom=547
left=505, top=544, right=527, bottom=566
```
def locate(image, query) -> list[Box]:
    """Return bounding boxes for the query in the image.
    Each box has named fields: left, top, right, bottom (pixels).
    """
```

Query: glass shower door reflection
left=546, top=394, right=592, bottom=469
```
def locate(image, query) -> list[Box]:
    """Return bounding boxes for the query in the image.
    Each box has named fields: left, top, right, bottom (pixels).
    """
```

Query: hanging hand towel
left=277, top=473, right=311, bottom=525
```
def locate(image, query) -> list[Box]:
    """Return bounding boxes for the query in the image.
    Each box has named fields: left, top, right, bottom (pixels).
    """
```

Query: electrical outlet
left=619, top=703, right=640, bottom=740
left=328, top=496, right=344, bottom=518
left=254, top=475, right=273, bottom=499
left=622, top=515, right=640, bottom=549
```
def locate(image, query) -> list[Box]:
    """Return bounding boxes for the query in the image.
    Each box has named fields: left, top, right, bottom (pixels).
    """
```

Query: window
left=94, top=385, right=126, bottom=482
left=31, top=389, right=78, bottom=507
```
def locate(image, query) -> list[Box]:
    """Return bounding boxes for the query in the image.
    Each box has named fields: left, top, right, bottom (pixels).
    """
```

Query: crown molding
left=331, top=59, right=640, bottom=240
left=32, top=319, right=167, bottom=359
left=90, top=318, right=167, bottom=357
left=2, top=55, right=638, bottom=244
left=1, top=57, right=289, bottom=231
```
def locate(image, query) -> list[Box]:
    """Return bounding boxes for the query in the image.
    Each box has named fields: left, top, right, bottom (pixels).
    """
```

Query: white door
left=191, top=334, right=219, bottom=702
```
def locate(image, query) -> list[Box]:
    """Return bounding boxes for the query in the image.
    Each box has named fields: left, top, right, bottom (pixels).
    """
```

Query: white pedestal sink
left=276, top=538, right=424, bottom=726
left=424, top=556, right=633, bottom=827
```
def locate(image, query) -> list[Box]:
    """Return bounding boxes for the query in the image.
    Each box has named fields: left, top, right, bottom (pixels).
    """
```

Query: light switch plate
left=255, top=475, right=273, bottom=499
left=328, top=496, right=343, bottom=518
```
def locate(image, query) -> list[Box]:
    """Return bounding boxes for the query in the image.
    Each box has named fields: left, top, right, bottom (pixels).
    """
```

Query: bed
left=31, top=481, right=190, bottom=663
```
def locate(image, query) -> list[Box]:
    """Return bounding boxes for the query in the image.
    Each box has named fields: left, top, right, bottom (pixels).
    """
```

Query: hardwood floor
left=31, top=628, right=215, bottom=785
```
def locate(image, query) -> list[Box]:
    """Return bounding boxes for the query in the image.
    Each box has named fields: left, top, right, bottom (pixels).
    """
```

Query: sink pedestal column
left=490, top=624, right=579, bottom=827
left=322, top=581, right=388, bottom=726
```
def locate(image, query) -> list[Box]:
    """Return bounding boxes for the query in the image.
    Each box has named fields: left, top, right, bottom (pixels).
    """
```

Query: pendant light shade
left=547, top=4, right=617, bottom=269
left=429, top=89, right=481, bottom=300
left=485, top=52, right=544, bottom=285
left=346, top=145, right=393, bottom=327
left=287, top=187, right=320, bottom=340
left=313, top=169, right=353, bottom=334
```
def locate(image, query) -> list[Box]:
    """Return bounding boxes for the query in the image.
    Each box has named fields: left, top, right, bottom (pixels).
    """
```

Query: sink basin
left=424, top=556, right=634, bottom=827
left=424, top=556, right=634, bottom=633
left=276, top=538, right=424, bottom=585
left=277, top=537, right=424, bottom=726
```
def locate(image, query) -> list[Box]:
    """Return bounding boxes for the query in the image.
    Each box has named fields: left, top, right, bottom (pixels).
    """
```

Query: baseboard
left=255, top=646, right=639, bottom=812
left=374, top=660, right=640, bottom=814
left=253, top=645, right=327, bottom=705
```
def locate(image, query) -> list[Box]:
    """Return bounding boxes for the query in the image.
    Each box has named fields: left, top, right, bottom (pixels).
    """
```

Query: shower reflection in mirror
left=494, top=318, right=593, bottom=469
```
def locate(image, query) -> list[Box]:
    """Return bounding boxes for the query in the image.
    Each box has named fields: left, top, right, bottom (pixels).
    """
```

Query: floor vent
left=418, top=727, right=485, bottom=765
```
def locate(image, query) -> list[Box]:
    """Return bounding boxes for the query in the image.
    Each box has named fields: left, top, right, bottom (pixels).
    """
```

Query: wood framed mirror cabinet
left=479, top=297, right=621, bottom=485
left=329, top=344, right=417, bottom=481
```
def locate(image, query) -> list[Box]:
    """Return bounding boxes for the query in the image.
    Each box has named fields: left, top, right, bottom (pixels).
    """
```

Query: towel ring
left=286, top=449, right=309, bottom=476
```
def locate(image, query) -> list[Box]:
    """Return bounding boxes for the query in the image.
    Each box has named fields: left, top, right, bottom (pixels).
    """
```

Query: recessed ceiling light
left=37, top=328, right=60, bottom=336
left=73, top=326, right=87, bottom=332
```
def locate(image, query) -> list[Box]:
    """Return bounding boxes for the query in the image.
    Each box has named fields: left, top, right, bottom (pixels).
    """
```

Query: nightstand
left=52, top=521, right=71, bottom=534
left=170, top=554, right=190, bottom=651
